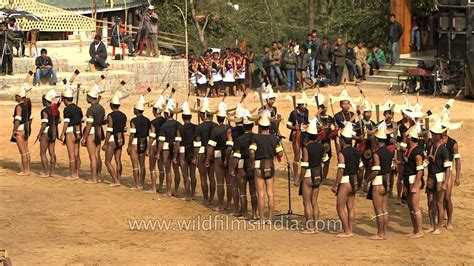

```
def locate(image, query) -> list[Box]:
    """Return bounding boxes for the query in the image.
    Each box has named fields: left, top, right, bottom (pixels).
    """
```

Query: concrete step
left=361, top=81, right=391, bottom=87
left=0, top=70, right=136, bottom=91
left=366, top=75, right=399, bottom=84
left=377, top=69, right=404, bottom=77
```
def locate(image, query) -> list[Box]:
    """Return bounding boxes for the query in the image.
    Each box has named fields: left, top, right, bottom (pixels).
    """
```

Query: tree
left=308, top=0, right=315, bottom=32
left=190, top=0, right=210, bottom=50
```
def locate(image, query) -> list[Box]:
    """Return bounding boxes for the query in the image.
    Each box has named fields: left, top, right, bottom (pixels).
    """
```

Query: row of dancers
left=10, top=84, right=462, bottom=238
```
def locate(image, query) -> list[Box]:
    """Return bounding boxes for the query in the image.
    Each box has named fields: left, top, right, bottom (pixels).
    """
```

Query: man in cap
left=294, top=117, right=329, bottom=234
left=425, top=122, right=451, bottom=235
left=402, top=126, right=425, bottom=239
left=194, top=100, right=217, bottom=205
left=128, top=95, right=151, bottom=190
left=102, top=91, right=127, bottom=186
left=176, top=102, right=197, bottom=200
left=59, top=85, right=83, bottom=180
left=37, top=89, right=60, bottom=177
left=331, top=122, right=360, bottom=237
left=157, top=100, right=182, bottom=197
left=206, top=102, right=234, bottom=211
left=363, top=122, right=394, bottom=240
left=147, top=95, right=167, bottom=193
left=249, top=110, right=284, bottom=224
left=82, top=86, right=106, bottom=184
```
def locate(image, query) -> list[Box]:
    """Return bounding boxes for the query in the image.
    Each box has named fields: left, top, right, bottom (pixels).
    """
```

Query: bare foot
left=213, top=206, right=225, bottom=211
left=143, top=190, right=157, bottom=194
left=231, top=212, right=241, bottom=217
left=432, top=229, right=442, bottom=235
left=301, top=229, right=317, bottom=235
left=368, top=234, right=385, bottom=240
left=17, top=172, right=30, bottom=176
left=410, top=232, right=425, bottom=239
left=130, top=187, right=139, bottom=191
left=109, top=183, right=120, bottom=187
left=65, top=176, right=79, bottom=181
left=446, top=224, right=454, bottom=230
left=84, top=180, right=98, bottom=184
left=336, top=233, right=354, bottom=238
left=425, top=227, right=435, bottom=234
left=39, top=172, right=49, bottom=178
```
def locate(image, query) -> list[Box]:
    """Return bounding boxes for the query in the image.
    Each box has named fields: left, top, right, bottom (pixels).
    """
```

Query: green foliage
left=155, top=0, right=411, bottom=54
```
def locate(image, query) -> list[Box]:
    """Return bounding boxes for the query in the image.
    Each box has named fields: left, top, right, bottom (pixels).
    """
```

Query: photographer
left=136, top=5, right=159, bottom=57
left=111, top=17, right=135, bottom=56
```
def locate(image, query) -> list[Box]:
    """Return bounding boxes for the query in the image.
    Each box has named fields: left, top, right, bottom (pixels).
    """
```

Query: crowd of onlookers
left=187, top=14, right=409, bottom=93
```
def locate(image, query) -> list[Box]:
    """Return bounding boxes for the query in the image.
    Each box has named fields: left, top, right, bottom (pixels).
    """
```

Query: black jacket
left=35, top=56, right=53, bottom=68
left=389, top=21, right=403, bottom=42
left=89, top=42, right=107, bottom=60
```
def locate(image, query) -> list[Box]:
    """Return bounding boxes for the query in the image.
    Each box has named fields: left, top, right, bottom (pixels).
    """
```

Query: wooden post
left=390, top=0, right=411, bottom=55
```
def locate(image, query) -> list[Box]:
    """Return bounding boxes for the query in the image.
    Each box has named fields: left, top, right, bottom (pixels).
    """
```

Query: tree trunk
left=308, top=0, right=315, bottom=31
left=190, top=0, right=209, bottom=51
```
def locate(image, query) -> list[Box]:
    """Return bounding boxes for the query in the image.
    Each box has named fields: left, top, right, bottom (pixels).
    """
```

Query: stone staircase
left=364, top=56, right=434, bottom=87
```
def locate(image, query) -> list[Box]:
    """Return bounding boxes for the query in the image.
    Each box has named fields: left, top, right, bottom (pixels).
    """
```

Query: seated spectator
left=315, top=63, right=330, bottom=87
left=111, top=17, right=135, bottom=56
left=89, top=35, right=108, bottom=70
left=367, top=43, right=386, bottom=74
left=345, top=41, right=357, bottom=82
left=410, top=14, right=421, bottom=53
left=34, top=49, right=57, bottom=86
left=354, top=40, right=370, bottom=80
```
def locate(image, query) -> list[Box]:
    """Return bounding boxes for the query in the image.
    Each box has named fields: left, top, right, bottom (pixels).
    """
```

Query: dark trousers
left=89, top=57, right=108, bottom=69
left=331, top=64, right=344, bottom=85
left=1, top=54, right=13, bottom=74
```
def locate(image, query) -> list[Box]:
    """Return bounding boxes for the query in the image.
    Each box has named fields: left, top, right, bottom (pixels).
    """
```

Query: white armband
left=249, top=144, right=257, bottom=151
left=86, top=117, right=94, bottom=124
left=400, top=142, right=407, bottom=148
left=193, top=141, right=202, bottom=147
left=64, top=118, right=70, bottom=123
left=322, top=154, right=329, bottom=163
left=158, top=136, right=166, bottom=142
left=106, top=127, right=113, bottom=132
left=175, top=136, right=182, bottom=142
left=14, top=115, right=22, bottom=121
left=41, top=118, right=48, bottom=123
left=337, top=164, right=345, bottom=169
left=416, top=165, right=424, bottom=171
left=226, top=141, right=234, bottom=146
left=371, top=165, right=381, bottom=171
left=443, top=161, right=453, bottom=168
left=208, top=140, right=217, bottom=147
left=359, top=161, right=364, bottom=168
left=149, top=132, right=156, bottom=138
left=453, top=154, right=460, bottom=159
left=275, top=146, right=283, bottom=153
left=130, top=128, right=137, bottom=134
left=300, top=162, right=309, bottom=168
left=233, top=152, right=242, bottom=158
left=286, top=121, right=293, bottom=127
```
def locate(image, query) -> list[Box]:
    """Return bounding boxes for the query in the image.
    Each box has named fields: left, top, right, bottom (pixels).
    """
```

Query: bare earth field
left=1, top=84, right=473, bottom=264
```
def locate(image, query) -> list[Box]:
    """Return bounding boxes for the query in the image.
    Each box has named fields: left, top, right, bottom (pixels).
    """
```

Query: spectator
left=7, top=18, right=24, bottom=57
left=310, top=30, right=322, bottom=73
left=144, top=5, right=159, bottom=57
left=330, top=37, right=346, bottom=86
left=111, top=17, right=135, bottom=56
left=0, top=21, right=14, bottom=75
left=367, top=43, right=386, bottom=74
left=283, top=43, right=297, bottom=92
left=345, top=41, right=357, bottom=82
left=318, top=37, right=332, bottom=76
left=34, top=49, right=57, bottom=86
left=270, top=41, right=284, bottom=86
left=296, top=44, right=310, bottom=91
left=315, top=63, right=330, bottom=87
left=305, top=34, right=316, bottom=79
left=410, top=14, right=421, bottom=53
left=89, top=35, right=108, bottom=70
left=354, top=40, right=370, bottom=80
left=388, top=13, right=403, bottom=64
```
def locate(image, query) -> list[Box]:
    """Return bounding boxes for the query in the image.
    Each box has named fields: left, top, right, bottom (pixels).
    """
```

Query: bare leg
left=189, top=161, right=197, bottom=199
left=265, top=177, right=275, bottom=222
left=214, top=159, right=225, bottom=211
left=302, top=178, right=315, bottom=232
left=130, top=146, right=140, bottom=189
left=65, top=133, right=78, bottom=179
left=39, top=135, right=49, bottom=176
left=149, top=147, right=158, bottom=191
left=255, top=171, right=266, bottom=223
left=198, top=154, right=209, bottom=203
left=48, top=141, right=56, bottom=176
left=369, top=186, right=385, bottom=240
left=207, top=161, right=216, bottom=204
left=172, top=159, right=181, bottom=196
left=85, top=135, right=98, bottom=183
left=433, top=183, right=445, bottom=234
left=163, top=151, right=172, bottom=196
left=336, top=184, right=353, bottom=237
left=180, top=158, right=191, bottom=200
left=444, top=172, right=454, bottom=229
left=105, top=142, right=118, bottom=184
left=138, top=153, right=146, bottom=188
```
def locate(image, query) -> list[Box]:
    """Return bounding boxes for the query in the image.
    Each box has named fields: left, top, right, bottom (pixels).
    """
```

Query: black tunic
left=444, top=136, right=457, bottom=162
left=403, top=145, right=425, bottom=176
left=306, top=141, right=325, bottom=168
left=159, top=119, right=182, bottom=142
left=151, top=116, right=166, bottom=135
left=209, top=124, right=230, bottom=151
left=234, top=132, right=253, bottom=159
left=63, top=104, right=83, bottom=126
left=427, top=143, right=450, bottom=175
left=253, top=134, right=280, bottom=160
left=86, top=103, right=105, bottom=127
left=179, top=122, right=197, bottom=147
left=41, top=107, right=61, bottom=128
left=13, top=102, right=30, bottom=125
left=340, top=146, right=359, bottom=176
left=194, top=120, right=217, bottom=146
left=131, top=115, right=150, bottom=138
left=374, top=145, right=394, bottom=175
left=288, top=108, right=309, bottom=141
left=108, top=110, right=127, bottom=134
left=334, top=111, right=354, bottom=129
left=396, top=119, right=414, bottom=143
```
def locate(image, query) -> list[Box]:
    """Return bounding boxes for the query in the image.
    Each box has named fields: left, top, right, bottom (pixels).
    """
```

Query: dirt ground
left=1, top=84, right=473, bottom=264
